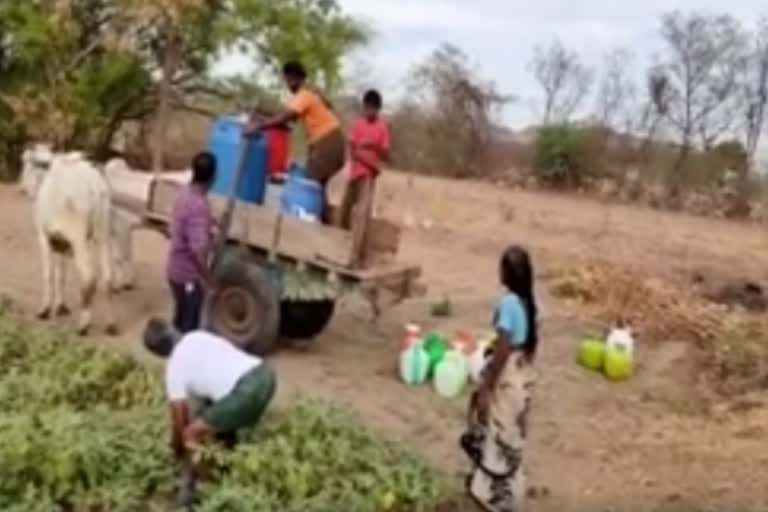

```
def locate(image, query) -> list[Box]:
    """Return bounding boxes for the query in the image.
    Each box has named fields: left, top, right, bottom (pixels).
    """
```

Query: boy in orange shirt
left=340, top=90, right=391, bottom=231
left=250, top=61, right=345, bottom=224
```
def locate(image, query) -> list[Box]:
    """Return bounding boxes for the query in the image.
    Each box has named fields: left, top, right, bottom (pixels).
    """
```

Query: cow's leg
left=71, top=234, right=96, bottom=336
left=121, top=227, right=136, bottom=290
left=36, top=229, right=54, bottom=320
left=53, top=252, right=70, bottom=317
left=112, top=228, right=135, bottom=292
left=99, top=235, right=118, bottom=336
left=110, top=210, right=136, bottom=292
left=110, top=233, right=124, bottom=293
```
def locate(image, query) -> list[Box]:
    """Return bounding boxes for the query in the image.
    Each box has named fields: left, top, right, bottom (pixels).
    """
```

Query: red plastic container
left=266, top=127, right=290, bottom=181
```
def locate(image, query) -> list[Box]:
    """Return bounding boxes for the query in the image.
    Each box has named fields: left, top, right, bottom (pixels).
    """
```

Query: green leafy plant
left=431, top=295, right=454, bottom=318
left=0, top=313, right=453, bottom=511
left=533, top=123, right=600, bottom=188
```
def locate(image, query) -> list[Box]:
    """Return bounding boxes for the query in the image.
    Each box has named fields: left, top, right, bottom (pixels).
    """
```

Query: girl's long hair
left=500, top=245, right=539, bottom=360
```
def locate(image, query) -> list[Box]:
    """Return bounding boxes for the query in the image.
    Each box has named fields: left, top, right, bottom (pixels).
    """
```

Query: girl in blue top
left=464, top=245, right=538, bottom=512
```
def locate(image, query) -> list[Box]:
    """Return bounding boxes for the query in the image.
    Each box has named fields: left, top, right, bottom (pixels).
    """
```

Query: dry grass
left=339, top=169, right=768, bottom=396
left=549, top=258, right=768, bottom=396
left=545, top=261, right=768, bottom=398
left=548, top=261, right=724, bottom=344
left=355, top=169, right=768, bottom=277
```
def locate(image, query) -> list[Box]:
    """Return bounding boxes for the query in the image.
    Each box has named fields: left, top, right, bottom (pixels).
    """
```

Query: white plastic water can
left=467, top=345, right=489, bottom=383
left=399, top=342, right=429, bottom=386
left=606, top=326, right=634, bottom=357
left=433, top=350, right=469, bottom=398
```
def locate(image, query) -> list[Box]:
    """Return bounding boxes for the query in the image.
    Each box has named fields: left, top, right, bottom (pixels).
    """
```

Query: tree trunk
left=640, top=114, right=659, bottom=163
left=745, top=104, right=765, bottom=174
left=669, top=137, right=690, bottom=203
left=152, top=28, right=182, bottom=176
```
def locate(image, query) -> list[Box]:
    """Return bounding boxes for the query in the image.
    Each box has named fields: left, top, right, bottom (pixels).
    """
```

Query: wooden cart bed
left=141, top=179, right=423, bottom=299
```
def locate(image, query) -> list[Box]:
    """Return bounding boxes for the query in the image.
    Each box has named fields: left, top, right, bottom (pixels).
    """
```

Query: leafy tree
left=116, top=0, right=238, bottom=171
left=0, top=1, right=151, bottom=156
left=533, top=123, right=599, bottom=187
left=117, top=0, right=368, bottom=171
left=224, top=0, right=369, bottom=92
left=0, top=0, right=368, bottom=176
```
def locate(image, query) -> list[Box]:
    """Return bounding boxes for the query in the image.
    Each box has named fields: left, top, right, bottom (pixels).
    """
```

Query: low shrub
left=0, top=314, right=453, bottom=511
left=532, top=123, right=600, bottom=187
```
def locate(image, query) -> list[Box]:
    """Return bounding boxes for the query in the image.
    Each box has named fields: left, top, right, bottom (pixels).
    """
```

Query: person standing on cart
left=247, top=60, right=346, bottom=224
left=340, top=89, right=391, bottom=230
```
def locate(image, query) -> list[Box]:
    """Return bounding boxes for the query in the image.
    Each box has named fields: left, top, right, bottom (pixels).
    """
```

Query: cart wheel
left=279, top=299, right=336, bottom=339
left=204, top=249, right=280, bottom=355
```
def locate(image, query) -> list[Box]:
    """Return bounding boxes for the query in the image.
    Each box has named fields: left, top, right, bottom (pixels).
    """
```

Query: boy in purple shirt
left=167, top=152, right=217, bottom=333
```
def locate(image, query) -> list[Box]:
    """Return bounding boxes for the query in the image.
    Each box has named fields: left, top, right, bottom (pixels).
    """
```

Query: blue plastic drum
left=207, top=117, right=268, bottom=204
left=280, top=172, right=324, bottom=222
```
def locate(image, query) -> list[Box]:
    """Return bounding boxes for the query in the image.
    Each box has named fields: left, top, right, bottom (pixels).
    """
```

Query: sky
left=214, top=0, right=767, bottom=131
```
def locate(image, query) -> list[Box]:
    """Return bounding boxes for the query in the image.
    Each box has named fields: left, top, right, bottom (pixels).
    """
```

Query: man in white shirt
left=142, top=317, right=277, bottom=462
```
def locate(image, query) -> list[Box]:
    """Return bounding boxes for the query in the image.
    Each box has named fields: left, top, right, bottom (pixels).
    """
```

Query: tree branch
left=169, top=101, right=219, bottom=118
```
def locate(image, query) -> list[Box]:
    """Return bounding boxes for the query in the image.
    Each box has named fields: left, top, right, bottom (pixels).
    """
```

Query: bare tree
left=743, top=18, right=768, bottom=171
left=639, top=67, right=671, bottom=159
left=655, top=11, right=746, bottom=171
left=529, top=37, right=594, bottom=123
left=594, top=48, right=636, bottom=130
left=396, top=43, right=514, bottom=177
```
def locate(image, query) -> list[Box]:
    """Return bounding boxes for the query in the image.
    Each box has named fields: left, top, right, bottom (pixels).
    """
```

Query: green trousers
left=201, top=364, right=276, bottom=433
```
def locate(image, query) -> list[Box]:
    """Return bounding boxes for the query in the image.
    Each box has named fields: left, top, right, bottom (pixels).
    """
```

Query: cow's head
left=19, top=143, right=54, bottom=198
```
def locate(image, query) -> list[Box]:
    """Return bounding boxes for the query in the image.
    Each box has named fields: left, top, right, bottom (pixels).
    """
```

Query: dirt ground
left=2, top=173, right=768, bottom=512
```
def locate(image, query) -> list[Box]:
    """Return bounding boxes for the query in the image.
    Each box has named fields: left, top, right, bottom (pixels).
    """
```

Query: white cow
left=22, top=147, right=137, bottom=292
left=33, top=151, right=123, bottom=335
